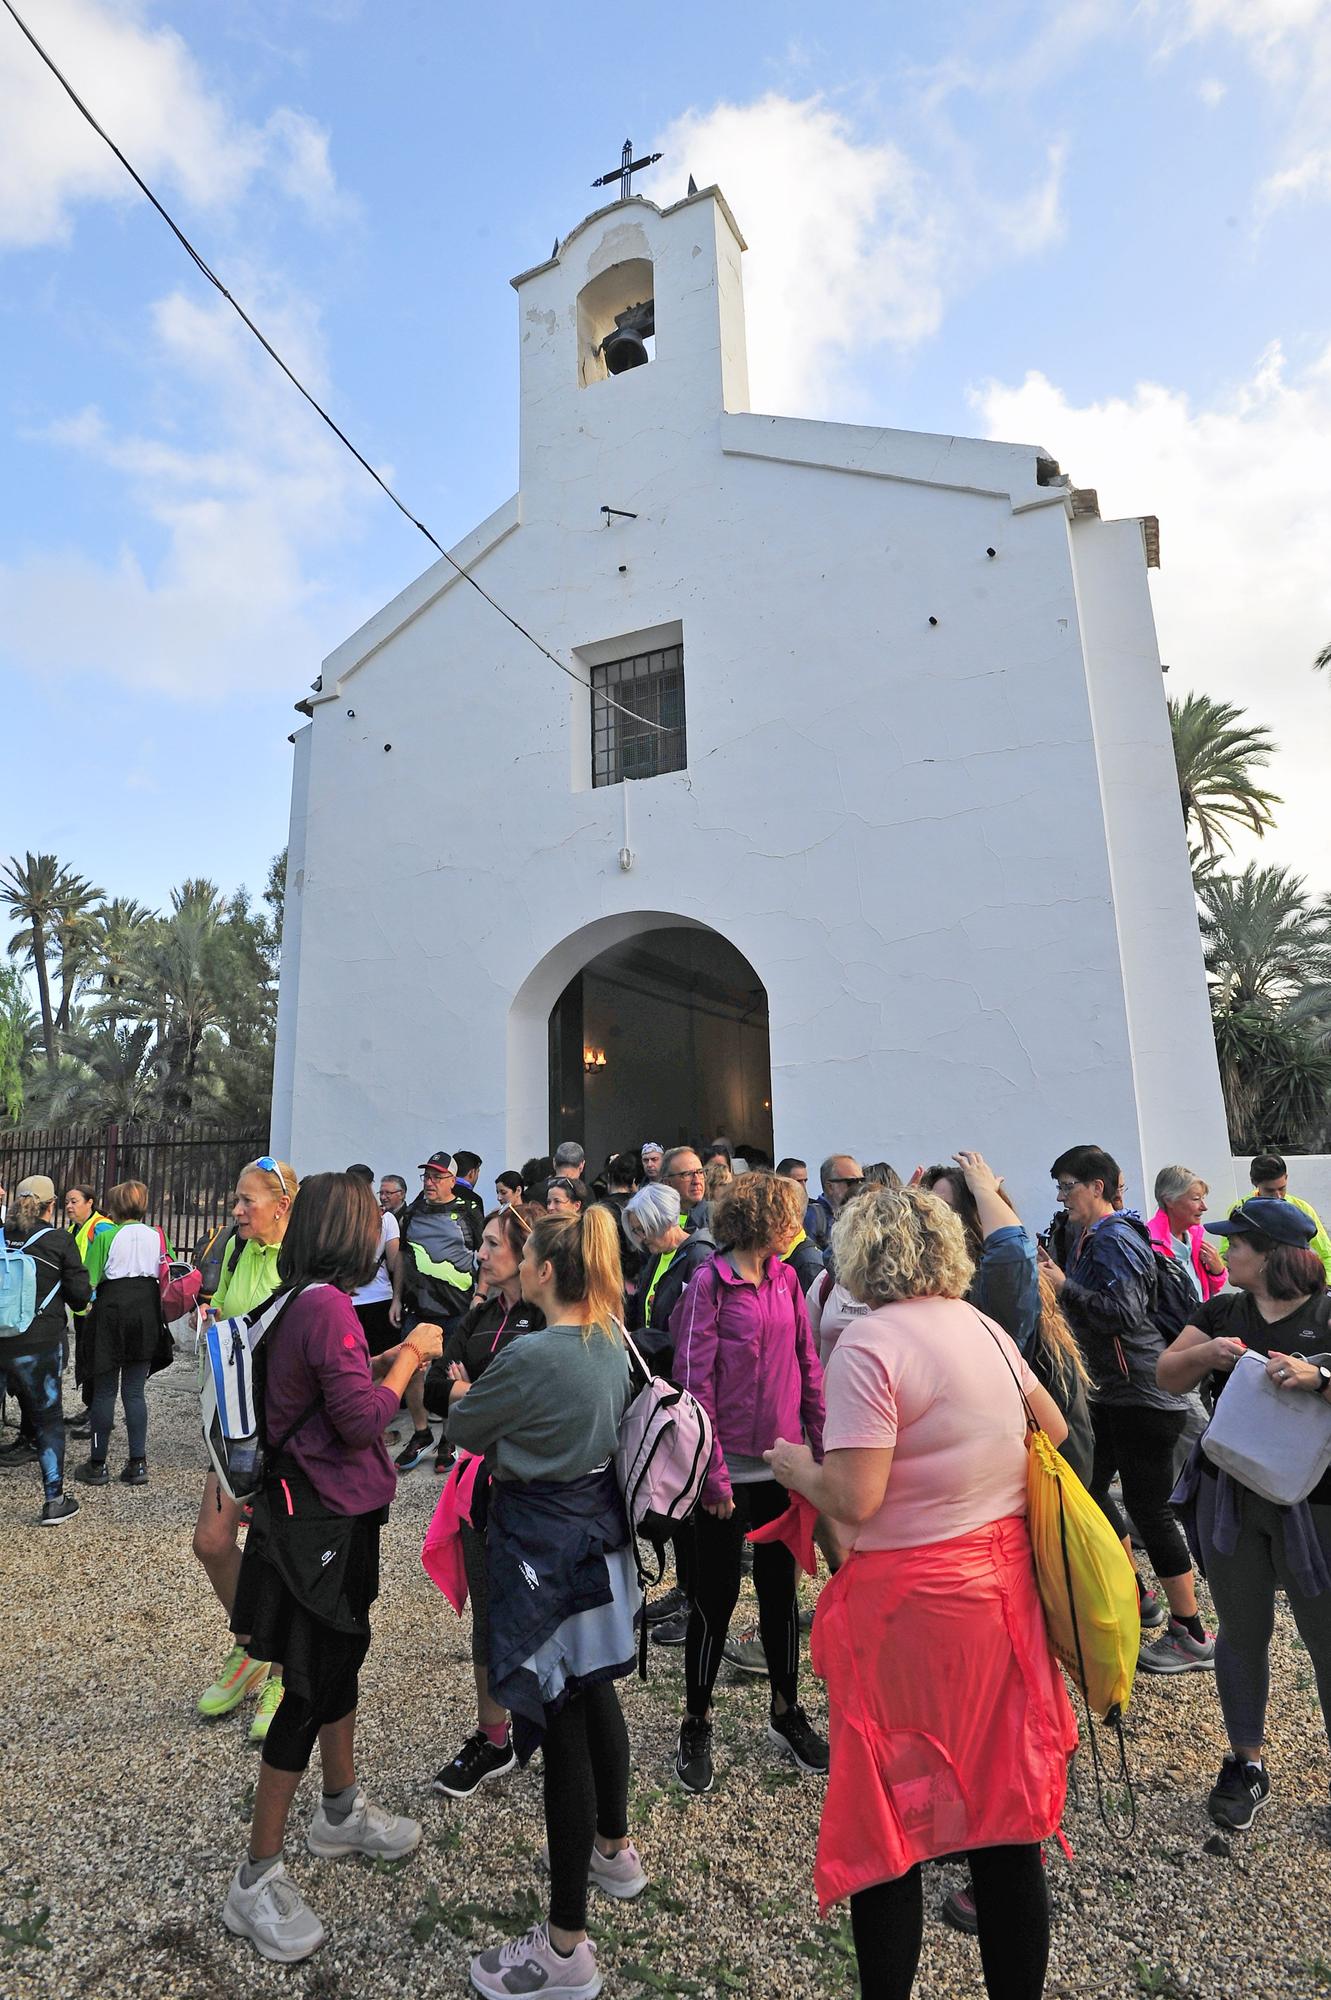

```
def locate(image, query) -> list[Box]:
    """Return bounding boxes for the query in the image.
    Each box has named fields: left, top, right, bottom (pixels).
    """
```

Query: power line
left=0, top=0, right=665, bottom=735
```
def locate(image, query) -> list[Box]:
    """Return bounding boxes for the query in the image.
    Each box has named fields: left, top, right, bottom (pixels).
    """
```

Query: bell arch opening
left=506, top=915, right=772, bottom=1171
left=576, top=257, right=655, bottom=385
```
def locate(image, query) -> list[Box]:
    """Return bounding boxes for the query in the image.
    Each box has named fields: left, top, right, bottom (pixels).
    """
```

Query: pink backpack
left=615, top=1324, right=714, bottom=1593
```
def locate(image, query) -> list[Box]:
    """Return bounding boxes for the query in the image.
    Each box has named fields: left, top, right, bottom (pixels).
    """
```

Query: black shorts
left=354, top=1299, right=396, bottom=1357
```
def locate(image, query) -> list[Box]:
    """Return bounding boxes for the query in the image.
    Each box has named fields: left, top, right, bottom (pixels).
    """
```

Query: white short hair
left=623, top=1182, right=681, bottom=1246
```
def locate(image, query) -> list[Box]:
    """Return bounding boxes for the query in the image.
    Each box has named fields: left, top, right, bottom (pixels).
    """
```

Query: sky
left=3, top=0, right=1330, bottom=917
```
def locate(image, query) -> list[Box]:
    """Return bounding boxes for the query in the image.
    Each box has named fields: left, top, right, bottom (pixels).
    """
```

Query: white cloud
left=974, top=346, right=1331, bottom=890
left=1197, top=74, right=1228, bottom=104
left=1150, top=0, right=1331, bottom=208
left=1260, top=144, right=1331, bottom=204
left=0, top=282, right=373, bottom=699
left=0, top=0, right=346, bottom=247
left=643, top=94, right=1065, bottom=418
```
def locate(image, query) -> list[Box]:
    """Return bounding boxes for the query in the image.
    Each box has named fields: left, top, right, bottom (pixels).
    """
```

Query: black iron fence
left=0, top=1124, right=264, bottom=1258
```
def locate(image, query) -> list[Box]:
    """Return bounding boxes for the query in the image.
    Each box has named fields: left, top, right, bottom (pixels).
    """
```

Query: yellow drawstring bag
left=976, top=1310, right=1140, bottom=1722
left=1023, top=1424, right=1141, bottom=1722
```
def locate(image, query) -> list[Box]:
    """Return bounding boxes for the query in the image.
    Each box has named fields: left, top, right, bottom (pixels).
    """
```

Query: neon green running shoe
left=249, top=1676, right=285, bottom=1744
left=198, top=1645, right=269, bottom=1718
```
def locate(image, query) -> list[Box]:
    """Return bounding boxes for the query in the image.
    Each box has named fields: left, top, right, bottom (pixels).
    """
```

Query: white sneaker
left=222, top=1859, right=325, bottom=1963
left=306, top=1789, right=422, bottom=1860
left=536, top=1838, right=648, bottom=1899
left=470, top=1921, right=601, bottom=1999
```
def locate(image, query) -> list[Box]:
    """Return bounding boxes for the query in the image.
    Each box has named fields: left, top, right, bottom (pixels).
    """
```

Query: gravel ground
left=3, top=1353, right=1331, bottom=2000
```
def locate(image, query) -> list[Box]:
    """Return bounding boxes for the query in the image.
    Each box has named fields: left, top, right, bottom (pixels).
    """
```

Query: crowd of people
left=3, top=1135, right=1330, bottom=1999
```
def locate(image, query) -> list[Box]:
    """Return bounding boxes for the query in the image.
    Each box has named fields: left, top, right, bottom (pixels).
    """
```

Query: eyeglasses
left=1054, top=1179, right=1083, bottom=1196
left=249, top=1155, right=289, bottom=1192
left=669, top=1168, right=706, bottom=1182
left=828, top=1175, right=863, bottom=1188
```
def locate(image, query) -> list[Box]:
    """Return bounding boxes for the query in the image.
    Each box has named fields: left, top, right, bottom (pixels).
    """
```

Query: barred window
left=590, top=643, right=686, bottom=788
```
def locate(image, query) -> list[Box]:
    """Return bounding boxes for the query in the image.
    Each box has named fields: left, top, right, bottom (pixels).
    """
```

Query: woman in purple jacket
left=669, top=1170, right=827, bottom=1795
left=222, top=1172, right=443, bottom=1966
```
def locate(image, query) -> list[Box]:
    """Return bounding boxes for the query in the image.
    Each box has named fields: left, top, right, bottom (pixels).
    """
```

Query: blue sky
left=3, top=0, right=1330, bottom=914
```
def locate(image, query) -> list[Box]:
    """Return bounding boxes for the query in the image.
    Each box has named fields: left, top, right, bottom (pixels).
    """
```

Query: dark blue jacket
left=1061, top=1212, right=1183, bottom=1411
left=971, top=1226, right=1040, bottom=1359
left=486, top=1467, right=633, bottom=1750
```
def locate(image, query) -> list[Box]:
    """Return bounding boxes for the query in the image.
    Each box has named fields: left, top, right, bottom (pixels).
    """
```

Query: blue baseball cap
left=1205, top=1197, right=1317, bottom=1248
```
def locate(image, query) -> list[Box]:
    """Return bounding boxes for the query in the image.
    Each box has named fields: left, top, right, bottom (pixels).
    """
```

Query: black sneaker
left=1208, top=1755, right=1270, bottom=1831
left=394, top=1428, right=435, bottom=1472
left=0, top=1436, right=39, bottom=1467
left=675, top=1715, right=714, bottom=1794
left=119, top=1458, right=148, bottom=1486
left=650, top=1606, right=691, bottom=1647
left=432, top=1730, right=517, bottom=1798
left=767, top=1703, right=829, bottom=1774
left=646, top=1586, right=689, bottom=1627
left=74, top=1459, right=109, bottom=1486
left=39, top=1494, right=80, bottom=1527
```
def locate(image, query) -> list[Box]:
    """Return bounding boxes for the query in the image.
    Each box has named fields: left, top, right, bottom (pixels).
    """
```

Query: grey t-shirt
left=446, top=1321, right=631, bottom=1483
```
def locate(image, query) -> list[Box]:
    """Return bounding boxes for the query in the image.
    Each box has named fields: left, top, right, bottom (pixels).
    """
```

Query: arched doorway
left=551, top=926, right=772, bottom=1168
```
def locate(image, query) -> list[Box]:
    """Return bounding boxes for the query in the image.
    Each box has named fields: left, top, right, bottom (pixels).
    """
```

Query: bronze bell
left=600, top=299, right=655, bottom=374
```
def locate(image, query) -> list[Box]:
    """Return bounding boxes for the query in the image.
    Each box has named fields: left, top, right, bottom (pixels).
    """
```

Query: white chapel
left=271, top=179, right=1234, bottom=1216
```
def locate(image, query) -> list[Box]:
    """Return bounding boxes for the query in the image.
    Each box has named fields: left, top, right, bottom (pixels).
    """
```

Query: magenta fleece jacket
left=670, top=1251, right=826, bottom=1506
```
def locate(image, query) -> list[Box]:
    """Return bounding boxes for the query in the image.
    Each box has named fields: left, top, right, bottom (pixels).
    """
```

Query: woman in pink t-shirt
left=767, top=1184, right=1077, bottom=2000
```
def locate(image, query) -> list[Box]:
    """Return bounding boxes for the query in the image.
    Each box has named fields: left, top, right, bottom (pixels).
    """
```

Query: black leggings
left=1089, top=1402, right=1190, bottom=1581
left=261, top=1673, right=360, bottom=1774
left=543, top=1682, right=631, bottom=1931
left=685, top=1478, right=798, bottom=1715
left=850, top=1844, right=1048, bottom=2000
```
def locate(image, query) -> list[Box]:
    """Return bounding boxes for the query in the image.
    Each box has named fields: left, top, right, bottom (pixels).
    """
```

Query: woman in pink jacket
left=668, top=1170, right=827, bottom=1796
left=1147, top=1165, right=1227, bottom=1305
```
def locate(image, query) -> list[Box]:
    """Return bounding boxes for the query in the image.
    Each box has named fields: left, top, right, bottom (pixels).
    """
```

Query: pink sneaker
left=536, top=1838, right=648, bottom=1900
left=589, top=1840, right=647, bottom=1900
left=470, top=1921, right=601, bottom=1998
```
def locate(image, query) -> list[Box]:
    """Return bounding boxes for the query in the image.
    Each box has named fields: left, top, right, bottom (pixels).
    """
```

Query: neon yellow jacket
left=1215, top=1193, right=1331, bottom=1281
left=211, top=1237, right=283, bottom=1319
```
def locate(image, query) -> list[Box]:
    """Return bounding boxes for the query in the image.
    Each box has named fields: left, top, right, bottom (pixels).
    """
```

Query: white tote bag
left=1201, top=1349, right=1331, bottom=1505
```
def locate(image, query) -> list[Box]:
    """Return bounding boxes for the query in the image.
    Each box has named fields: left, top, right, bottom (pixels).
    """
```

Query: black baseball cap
left=418, top=1151, right=456, bottom=1174
left=1205, top=1197, right=1316, bottom=1248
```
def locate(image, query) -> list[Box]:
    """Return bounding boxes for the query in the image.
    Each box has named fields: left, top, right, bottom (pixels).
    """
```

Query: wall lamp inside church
left=583, top=1047, right=608, bottom=1073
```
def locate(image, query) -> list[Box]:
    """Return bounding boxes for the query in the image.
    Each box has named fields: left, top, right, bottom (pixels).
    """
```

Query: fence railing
left=0, top=1124, right=264, bottom=1258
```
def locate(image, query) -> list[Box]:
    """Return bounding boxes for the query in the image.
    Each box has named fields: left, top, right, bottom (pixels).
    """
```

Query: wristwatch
left=1313, top=1364, right=1331, bottom=1398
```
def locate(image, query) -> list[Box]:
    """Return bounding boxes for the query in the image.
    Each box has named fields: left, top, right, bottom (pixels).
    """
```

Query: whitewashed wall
left=272, top=187, right=1231, bottom=1227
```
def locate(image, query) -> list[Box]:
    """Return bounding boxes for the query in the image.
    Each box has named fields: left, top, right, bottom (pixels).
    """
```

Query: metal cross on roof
left=591, top=138, right=662, bottom=201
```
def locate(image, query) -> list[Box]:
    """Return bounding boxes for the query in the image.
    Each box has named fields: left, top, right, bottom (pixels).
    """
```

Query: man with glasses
left=379, top=1174, right=409, bottom=1218
left=806, top=1154, right=864, bottom=1251
left=661, top=1147, right=710, bottom=1233
left=389, top=1151, right=479, bottom=1471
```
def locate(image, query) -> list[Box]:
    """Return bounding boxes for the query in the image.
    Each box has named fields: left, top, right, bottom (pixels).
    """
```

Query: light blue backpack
left=0, top=1227, right=60, bottom=1337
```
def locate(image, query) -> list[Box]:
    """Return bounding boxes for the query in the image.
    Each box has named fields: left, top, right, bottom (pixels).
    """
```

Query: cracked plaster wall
left=272, top=190, right=1231, bottom=1223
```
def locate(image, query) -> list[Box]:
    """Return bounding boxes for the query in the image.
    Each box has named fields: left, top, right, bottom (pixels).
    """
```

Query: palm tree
left=1315, top=641, right=1329, bottom=679
left=1198, top=864, right=1331, bottom=1010
left=117, top=905, right=222, bottom=1121
left=21, top=1022, right=162, bottom=1128
left=90, top=897, right=155, bottom=1018
left=2, top=852, right=71, bottom=1067
left=1168, top=693, right=1281, bottom=858
left=0, top=964, right=36, bottom=1122
left=51, top=872, right=104, bottom=1035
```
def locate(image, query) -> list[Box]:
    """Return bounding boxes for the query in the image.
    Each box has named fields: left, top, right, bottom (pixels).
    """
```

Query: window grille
left=590, top=643, right=686, bottom=788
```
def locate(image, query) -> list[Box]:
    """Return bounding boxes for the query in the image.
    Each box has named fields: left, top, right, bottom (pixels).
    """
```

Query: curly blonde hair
left=833, top=1185, right=975, bottom=1305
left=713, top=1169, right=805, bottom=1254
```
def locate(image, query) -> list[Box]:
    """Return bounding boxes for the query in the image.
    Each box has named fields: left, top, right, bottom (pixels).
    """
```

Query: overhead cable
left=0, top=0, right=664, bottom=733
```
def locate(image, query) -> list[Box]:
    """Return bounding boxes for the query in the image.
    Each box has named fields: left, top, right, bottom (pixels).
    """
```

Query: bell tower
left=511, top=182, right=750, bottom=503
